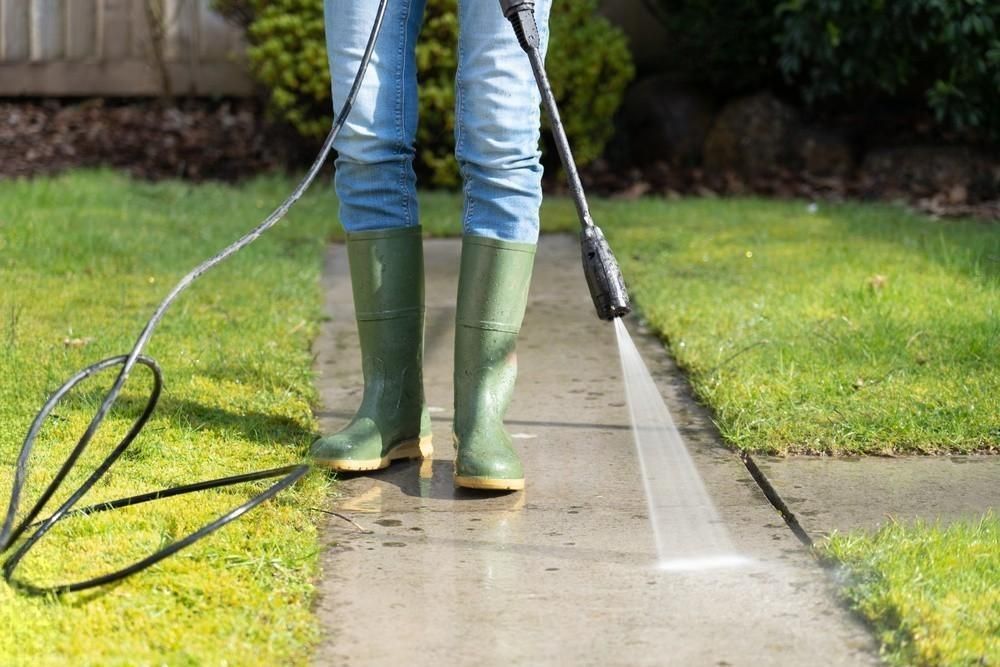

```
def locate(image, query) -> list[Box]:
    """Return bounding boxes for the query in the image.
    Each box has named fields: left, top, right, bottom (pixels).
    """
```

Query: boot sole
left=314, top=436, right=433, bottom=472
left=454, top=475, right=525, bottom=491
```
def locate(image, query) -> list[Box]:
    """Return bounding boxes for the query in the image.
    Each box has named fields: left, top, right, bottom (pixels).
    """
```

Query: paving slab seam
left=756, top=453, right=1000, bottom=537
left=737, top=450, right=814, bottom=548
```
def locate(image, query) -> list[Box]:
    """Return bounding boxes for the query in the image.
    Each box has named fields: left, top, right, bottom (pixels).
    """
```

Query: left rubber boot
left=453, top=236, right=536, bottom=491
left=311, top=227, right=432, bottom=471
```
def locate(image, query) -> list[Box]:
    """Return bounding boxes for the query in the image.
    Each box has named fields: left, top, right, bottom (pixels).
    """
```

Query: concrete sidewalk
left=311, top=235, right=878, bottom=666
left=756, top=455, right=1000, bottom=539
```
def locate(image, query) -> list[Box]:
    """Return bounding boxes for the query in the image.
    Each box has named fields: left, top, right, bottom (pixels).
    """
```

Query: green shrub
left=777, top=0, right=1000, bottom=138
left=546, top=2, right=636, bottom=166
left=643, top=0, right=1000, bottom=140
left=224, top=0, right=634, bottom=187
left=233, top=0, right=331, bottom=139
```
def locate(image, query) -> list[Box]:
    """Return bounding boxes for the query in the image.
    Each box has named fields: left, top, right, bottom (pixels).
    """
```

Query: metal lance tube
left=500, top=0, right=630, bottom=321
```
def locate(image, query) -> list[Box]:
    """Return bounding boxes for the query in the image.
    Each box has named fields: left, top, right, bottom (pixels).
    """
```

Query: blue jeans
left=324, top=0, right=551, bottom=244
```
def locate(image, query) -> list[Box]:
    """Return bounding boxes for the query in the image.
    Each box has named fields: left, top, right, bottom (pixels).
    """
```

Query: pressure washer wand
left=500, top=0, right=630, bottom=321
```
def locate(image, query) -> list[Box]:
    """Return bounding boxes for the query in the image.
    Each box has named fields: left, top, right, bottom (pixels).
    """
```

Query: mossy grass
left=0, top=170, right=515, bottom=664
left=822, top=513, right=999, bottom=666
left=593, top=197, right=1000, bottom=455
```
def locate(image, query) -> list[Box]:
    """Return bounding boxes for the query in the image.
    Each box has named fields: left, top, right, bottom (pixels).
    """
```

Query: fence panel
left=0, top=0, right=253, bottom=96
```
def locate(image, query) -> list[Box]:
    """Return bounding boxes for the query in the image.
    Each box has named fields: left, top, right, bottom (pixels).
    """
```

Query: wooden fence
left=0, top=1, right=660, bottom=98
left=0, top=0, right=253, bottom=96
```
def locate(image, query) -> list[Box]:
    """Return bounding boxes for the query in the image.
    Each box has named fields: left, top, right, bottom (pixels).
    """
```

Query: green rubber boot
left=453, top=236, right=536, bottom=491
left=311, top=227, right=433, bottom=471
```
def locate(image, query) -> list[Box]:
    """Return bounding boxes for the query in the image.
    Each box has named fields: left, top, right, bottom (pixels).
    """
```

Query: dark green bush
left=777, top=0, right=1000, bottom=138
left=643, top=0, right=1000, bottom=140
left=414, top=1, right=460, bottom=186
left=641, top=0, right=782, bottom=94
left=223, top=0, right=634, bottom=186
left=545, top=1, right=636, bottom=165
left=227, top=0, right=330, bottom=139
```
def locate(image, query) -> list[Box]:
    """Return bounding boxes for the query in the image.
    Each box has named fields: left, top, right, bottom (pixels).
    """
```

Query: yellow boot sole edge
left=314, top=435, right=433, bottom=472
left=453, top=475, right=525, bottom=491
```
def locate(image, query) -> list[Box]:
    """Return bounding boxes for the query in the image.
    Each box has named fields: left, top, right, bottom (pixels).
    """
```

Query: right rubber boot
left=311, top=227, right=433, bottom=471
left=453, top=236, right=536, bottom=491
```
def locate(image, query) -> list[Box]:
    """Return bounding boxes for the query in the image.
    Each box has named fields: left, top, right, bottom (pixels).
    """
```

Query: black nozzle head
left=580, top=225, right=631, bottom=321
left=500, top=0, right=535, bottom=18
left=499, top=0, right=539, bottom=51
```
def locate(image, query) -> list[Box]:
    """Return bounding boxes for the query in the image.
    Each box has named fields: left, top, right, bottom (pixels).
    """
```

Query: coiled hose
left=0, top=0, right=389, bottom=596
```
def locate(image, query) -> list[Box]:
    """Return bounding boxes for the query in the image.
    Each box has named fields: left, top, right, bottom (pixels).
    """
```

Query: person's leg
left=312, top=0, right=431, bottom=471
left=325, top=0, right=425, bottom=232
left=451, top=0, right=552, bottom=490
left=454, top=0, right=551, bottom=244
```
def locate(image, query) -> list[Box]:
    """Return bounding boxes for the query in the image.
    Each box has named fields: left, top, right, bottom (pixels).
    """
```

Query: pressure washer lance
left=500, top=0, right=631, bottom=321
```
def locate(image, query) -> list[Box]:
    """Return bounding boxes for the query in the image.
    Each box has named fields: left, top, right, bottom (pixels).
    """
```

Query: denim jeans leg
left=454, top=0, right=552, bottom=244
left=325, top=0, right=426, bottom=232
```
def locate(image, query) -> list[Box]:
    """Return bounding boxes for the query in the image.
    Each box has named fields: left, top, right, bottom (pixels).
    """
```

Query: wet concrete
left=312, top=235, right=878, bottom=666
left=756, top=455, right=1000, bottom=538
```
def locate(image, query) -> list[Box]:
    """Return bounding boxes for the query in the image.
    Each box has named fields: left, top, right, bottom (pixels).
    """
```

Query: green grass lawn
left=595, top=197, right=1000, bottom=455
left=2, top=170, right=996, bottom=664
left=822, top=514, right=999, bottom=666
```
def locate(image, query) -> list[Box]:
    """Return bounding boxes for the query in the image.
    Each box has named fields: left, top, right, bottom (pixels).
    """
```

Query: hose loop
left=0, top=0, right=389, bottom=596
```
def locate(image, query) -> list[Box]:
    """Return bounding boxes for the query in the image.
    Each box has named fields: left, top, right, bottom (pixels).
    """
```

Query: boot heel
left=454, top=474, right=525, bottom=491
left=387, top=435, right=434, bottom=462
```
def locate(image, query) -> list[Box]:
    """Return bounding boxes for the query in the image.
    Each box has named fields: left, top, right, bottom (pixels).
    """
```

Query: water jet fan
left=503, top=0, right=749, bottom=571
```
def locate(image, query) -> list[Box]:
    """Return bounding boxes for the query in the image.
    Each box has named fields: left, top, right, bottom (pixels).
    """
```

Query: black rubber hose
left=0, top=0, right=389, bottom=596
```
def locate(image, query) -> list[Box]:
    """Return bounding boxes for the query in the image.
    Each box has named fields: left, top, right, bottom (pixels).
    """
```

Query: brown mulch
left=0, top=98, right=311, bottom=182
left=2, top=98, right=997, bottom=220
left=573, top=160, right=1000, bottom=221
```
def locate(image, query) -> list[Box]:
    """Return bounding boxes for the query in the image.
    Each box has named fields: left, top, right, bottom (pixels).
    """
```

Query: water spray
left=500, top=0, right=631, bottom=321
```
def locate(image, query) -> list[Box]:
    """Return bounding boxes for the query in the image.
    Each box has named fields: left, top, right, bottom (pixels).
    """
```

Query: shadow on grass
left=42, top=386, right=315, bottom=456
left=155, top=397, right=314, bottom=451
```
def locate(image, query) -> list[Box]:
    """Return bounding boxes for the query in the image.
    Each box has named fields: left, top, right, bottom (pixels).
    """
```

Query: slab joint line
left=739, top=451, right=814, bottom=548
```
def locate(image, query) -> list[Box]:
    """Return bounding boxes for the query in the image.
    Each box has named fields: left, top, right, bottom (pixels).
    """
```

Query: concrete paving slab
left=312, top=235, right=879, bottom=667
left=756, top=455, right=1000, bottom=538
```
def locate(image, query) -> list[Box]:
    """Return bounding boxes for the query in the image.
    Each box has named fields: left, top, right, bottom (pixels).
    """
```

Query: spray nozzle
left=581, top=225, right=631, bottom=321
left=500, top=0, right=534, bottom=14
left=500, top=0, right=539, bottom=52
